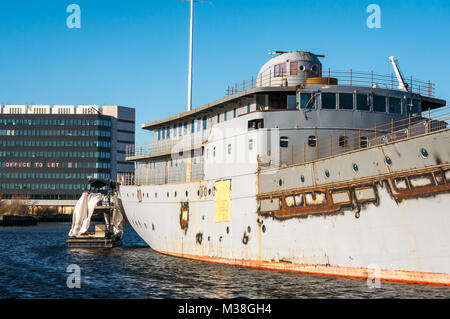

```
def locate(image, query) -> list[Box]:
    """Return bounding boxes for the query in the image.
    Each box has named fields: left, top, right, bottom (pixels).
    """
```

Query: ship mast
left=182, top=0, right=211, bottom=112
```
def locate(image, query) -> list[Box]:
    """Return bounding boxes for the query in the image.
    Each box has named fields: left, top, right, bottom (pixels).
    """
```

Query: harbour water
left=0, top=223, right=449, bottom=299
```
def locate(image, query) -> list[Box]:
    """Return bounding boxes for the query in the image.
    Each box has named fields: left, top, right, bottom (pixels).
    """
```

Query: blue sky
left=0, top=0, right=449, bottom=144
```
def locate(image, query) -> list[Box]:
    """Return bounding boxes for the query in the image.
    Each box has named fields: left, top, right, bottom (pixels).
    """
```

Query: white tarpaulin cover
left=68, top=192, right=103, bottom=237
left=111, top=195, right=125, bottom=237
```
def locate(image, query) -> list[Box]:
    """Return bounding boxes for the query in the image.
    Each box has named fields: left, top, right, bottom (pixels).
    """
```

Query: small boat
left=67, top=179, right=125, bottom=248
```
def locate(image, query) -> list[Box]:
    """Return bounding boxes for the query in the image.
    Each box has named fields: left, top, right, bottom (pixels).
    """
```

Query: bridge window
left=300, top=93, right=317, bottom=109
left=166, top=127, right=170, bottom=139
left=173, top=124, right=177, bottom=137
left=217, top=114, right=220, bottom=123
left=356, top=94, right=371, bottom=111
left=203, top=116, right=207, bottom=130
left=233, top=108, right=237, bottom=118
left=197, top=118, right=201, bottom=132
left=184, top=122, right=188, bottom=134
left=407, top=99, right=421, bottom=116
left=290, top=61, right=298, bottom=76
left=339, top=93, right=353, bottom=110
left=339, top=135, right=347, bottom=147
left=308, top=136, right=317, bottom=147
left=280, top=136, right=289, bottom=148
left=274, top=63, right=287, bottom=77
left=224, top=111, right=227, bottom=121
left=322, top=93, right=337, bottom=109
left=247, top=104, right=251, bottom=113
left=158, top=128, right=161, bottom=141
left=373, top=95, right=386, bottom=112
left=178, top=123, right=182, bottom=136
left=389, top=97, right=402, bottom=114
left=191, top=120, right=195, bottom=133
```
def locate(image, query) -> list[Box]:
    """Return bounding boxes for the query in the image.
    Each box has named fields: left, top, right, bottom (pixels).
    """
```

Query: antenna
left=389, top=56, right=409, bottom=92
left=181, top=0, right=212, bottom=112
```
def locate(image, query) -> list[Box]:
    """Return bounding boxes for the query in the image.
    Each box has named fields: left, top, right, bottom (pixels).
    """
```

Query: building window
left=290, top=61, right=298, bottom=76
left=280, top=136, right=289, bottom=148
left=322, top=93, right=336, bottom=109
left=339, top=93, right=354, bottom=110
left=356, top=94, right=371, bottom=111
left=308, top=136, right=317, bottom=147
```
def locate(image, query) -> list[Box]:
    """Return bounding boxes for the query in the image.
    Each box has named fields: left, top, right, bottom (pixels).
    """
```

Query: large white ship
left=120, top=50, right=450, bottom=285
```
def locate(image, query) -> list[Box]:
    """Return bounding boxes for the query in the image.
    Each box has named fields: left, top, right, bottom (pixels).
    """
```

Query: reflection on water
left=0, top=223, right=449, bottom=298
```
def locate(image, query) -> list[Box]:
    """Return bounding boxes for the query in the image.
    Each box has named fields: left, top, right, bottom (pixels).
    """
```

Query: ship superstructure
left=120, top=51, right=450, bottom=285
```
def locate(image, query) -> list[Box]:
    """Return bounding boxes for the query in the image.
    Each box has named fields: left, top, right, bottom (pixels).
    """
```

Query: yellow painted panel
left=214, top=180, right=231, bottom=223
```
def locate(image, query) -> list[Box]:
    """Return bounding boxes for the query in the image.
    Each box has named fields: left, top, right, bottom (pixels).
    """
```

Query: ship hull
left=120, top=129, right=450, bottom=286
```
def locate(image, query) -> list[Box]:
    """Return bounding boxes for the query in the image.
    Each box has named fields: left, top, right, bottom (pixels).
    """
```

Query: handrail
left=225, top=69, right=435, bottom=98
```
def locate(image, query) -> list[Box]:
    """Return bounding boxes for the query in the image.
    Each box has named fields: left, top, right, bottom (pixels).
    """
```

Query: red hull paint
left=153, top=248, right=450, bottom=286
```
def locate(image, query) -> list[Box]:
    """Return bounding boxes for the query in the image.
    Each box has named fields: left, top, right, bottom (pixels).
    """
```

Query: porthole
left=262, top=225, right=266, bottom=233
left=421, top=148, right=429, bottom=158
left=174, top=191, right=177, bottom=197
left=247, top=226, right=251, bottom=233
left=353, top=164, right=359, bottom=172
left=385, top=156, right=392, bottom=165
left=197, top=190, right=200, bottom=196
left=299, top=65, right=306, bottom=72
left=186, top=190, right=188, bottom=197
left=325, top=170, right=330, bottom=178
left=300, top=175, right=305, bottom=183
left=155, top=193, right=157, bottom=198
left=279, top=179, right=283, bottom=186
left=226, top=226, right=230, bottom=234
left=208, top=188, right=211, bottom=195
left=167, top=192, right=169, bottom=198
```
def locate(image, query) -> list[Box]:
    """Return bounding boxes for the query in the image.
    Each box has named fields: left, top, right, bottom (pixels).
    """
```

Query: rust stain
left=257, top=166, right=450, bottom=219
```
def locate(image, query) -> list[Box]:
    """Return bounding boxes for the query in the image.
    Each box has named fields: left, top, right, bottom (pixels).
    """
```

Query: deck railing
left=278, top=106, right=449, bottom=167
left=225, top=69, right=435, bottom=98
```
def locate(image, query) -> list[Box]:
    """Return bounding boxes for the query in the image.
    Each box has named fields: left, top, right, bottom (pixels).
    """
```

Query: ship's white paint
left=120, top=129, right=450, bottom=278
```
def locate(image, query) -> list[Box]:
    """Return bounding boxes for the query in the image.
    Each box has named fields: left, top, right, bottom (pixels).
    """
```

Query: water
left=0, top=223, right=449, bottom=299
